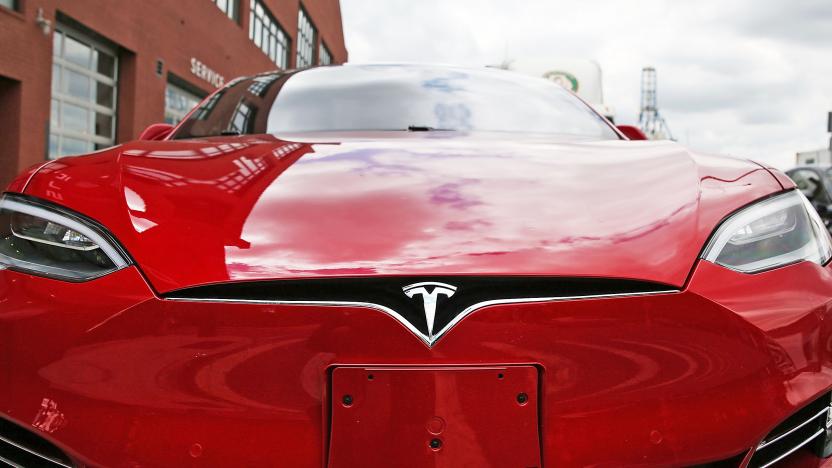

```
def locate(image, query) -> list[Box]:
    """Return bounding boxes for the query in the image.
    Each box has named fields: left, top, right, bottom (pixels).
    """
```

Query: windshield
left=173, top=64, right=620, bottom=140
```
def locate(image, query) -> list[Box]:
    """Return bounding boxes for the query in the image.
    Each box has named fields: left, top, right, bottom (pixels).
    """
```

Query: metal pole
left=828, top=112, right=832, bottom=150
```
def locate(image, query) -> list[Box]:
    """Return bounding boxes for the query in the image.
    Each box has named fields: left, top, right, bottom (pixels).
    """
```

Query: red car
left=2, top=64, right=832, bottom=467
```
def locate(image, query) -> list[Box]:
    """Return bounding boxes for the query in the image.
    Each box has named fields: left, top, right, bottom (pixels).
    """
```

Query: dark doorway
left=0, top=76, right=22, bottom=189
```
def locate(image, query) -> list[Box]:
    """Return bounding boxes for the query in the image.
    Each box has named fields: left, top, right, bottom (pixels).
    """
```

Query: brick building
left=0, top=0, right=347, bottom=187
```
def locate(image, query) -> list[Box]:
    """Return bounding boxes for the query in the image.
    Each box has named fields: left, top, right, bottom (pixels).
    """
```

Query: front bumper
left=2, top=260, right=832, bottom=467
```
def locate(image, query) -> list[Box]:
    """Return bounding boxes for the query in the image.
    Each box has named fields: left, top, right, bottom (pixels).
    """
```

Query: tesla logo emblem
left=403, top=282, right=457, bottom=339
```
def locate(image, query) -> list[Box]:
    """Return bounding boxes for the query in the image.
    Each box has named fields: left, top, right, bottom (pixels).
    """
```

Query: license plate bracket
left=327, top=365, right=541, bottom=468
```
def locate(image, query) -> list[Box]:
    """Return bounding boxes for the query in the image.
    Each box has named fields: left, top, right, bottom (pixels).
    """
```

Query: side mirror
left=616, top=125, right=648, bottom=141
left=138, top=123, right=174, bottom=141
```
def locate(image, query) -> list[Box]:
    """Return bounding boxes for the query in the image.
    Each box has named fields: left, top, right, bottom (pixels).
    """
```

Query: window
left=296, top=7, right=316, bottom=68
left=228, top=101, right=255, bottom=134
left=192, top=91, right=223, bottom=120
left=165, top=83, right=204, bottom=125
left=173, top=65, right=621, bottom=140
left=247, top=75, right=278, bottom=96
left=211, top=0, right=238, bottom=21
left=319, top=42, right=331, bottom=66
left=0, top=0, right=17, bottom=11
left=249, top=0, right=290, bottom=69
left=50, top=26, right=118, bottom=159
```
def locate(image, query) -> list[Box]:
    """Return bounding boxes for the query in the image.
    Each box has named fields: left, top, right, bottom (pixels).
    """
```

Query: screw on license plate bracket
left=327, top=365, right=541, bottom=468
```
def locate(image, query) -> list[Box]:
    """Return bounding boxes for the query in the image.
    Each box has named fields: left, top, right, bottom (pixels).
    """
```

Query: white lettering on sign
left=190, top=58, right=225, bottom=88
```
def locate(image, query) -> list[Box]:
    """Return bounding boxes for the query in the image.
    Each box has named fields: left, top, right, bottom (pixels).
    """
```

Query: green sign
left=542, top=70, right=579, bottom=93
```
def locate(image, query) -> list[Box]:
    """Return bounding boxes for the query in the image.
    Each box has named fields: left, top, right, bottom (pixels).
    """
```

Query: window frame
left=165, top=78, right=207, bottom=125
left=211, top=0, right=239, bottom=22
left=50, top=23, right=119, bottom=159
left=228, top=99, right=255, bottom=134
left=296, top=5, right=317, bottom=68
left=248, top=0, right=290, bottom=69
left=319, top=41, right=332, bottom=66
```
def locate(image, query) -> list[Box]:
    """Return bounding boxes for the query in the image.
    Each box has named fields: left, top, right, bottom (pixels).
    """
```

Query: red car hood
left=19, top=135, right=782, bottom=293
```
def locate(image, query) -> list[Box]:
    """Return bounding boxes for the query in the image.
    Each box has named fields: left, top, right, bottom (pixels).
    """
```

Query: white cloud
left=341, top=0, right=832, bottom=169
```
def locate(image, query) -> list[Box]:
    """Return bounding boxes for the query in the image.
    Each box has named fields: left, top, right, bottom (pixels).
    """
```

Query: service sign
left=190, top=58, right=225, bottom=88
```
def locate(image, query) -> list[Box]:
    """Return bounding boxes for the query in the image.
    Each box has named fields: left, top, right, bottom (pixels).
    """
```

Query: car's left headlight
left=702, top=190, right=832, bottom=273
left=0, top=194, right=130, bottom=281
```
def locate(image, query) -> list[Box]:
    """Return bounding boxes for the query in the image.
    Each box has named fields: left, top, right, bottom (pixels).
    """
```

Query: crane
left=638, top=67, right=674, bottom=140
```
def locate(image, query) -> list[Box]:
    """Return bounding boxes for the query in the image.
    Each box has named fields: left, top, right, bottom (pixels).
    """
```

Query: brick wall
left=0, top=0, right=347, bottom=188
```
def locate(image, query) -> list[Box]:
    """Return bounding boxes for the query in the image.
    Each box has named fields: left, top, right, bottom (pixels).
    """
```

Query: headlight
left=702, top=190, right=832, bottom=273
left=0, top=194, right=130, bottom=281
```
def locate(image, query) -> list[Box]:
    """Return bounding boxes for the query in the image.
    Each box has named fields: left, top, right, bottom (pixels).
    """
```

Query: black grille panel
left=165, top=276, right=673, bottom=303
left=165, top=276, right=675, bottom=339
left=749, top=393, right=830, bottom=468
left=0, top=418, right=73, bottom=467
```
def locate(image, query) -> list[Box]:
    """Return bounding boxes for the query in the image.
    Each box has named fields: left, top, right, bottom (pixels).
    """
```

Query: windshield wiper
left=406, top=125, right=454, bottom=132
left=220, top=130, right=241, bottom=136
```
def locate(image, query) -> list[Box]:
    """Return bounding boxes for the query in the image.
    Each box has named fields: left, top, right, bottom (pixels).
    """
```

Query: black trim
left=165, top=276, right=674, bottom=339
left=748, top=392, right=831, bottom=467
left=0, top=416, right=74, bottom=467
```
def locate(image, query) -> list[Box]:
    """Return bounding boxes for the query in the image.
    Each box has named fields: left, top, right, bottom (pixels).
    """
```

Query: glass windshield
left=173, top=64, right=619, bottom=140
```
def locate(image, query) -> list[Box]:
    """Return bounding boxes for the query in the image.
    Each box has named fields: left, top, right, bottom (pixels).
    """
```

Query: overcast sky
left=341, top=0, right=832, bottom=169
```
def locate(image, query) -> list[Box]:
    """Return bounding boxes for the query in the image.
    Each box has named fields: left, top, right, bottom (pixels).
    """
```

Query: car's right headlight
left=702, top=190, right=832, bottom=273
left=0, top=194, right=130, bottom=281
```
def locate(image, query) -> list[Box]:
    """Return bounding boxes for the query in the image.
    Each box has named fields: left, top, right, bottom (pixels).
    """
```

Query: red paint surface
left=22, top=135, right=780, bottom=292
left=4, top=160, right=52, bottom=193
left=616, top=124, right=649, bottom=140
left=4, top=134, right=832, bottom=466
left=138, top=123, right=175, bottom=142
left=0, top=256, right=831, bottom=466
left=328, top=366, right=540, bottom=467
left=781, top=449, right=832, bottom=467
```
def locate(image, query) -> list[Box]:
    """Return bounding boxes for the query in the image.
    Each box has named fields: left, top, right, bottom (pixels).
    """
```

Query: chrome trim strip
left=10, top=226, right=100, bottom=252
left=758, top=427, right=825, bottom=468
left=0, top=454, right=23, bottom=468
left=165, top=289, right=680, bottom=347
left=757, top=406, right=829, bottom=449
left=401, top=281, right=457, bottom=292
left=0, top=435, right=71, bottom=468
